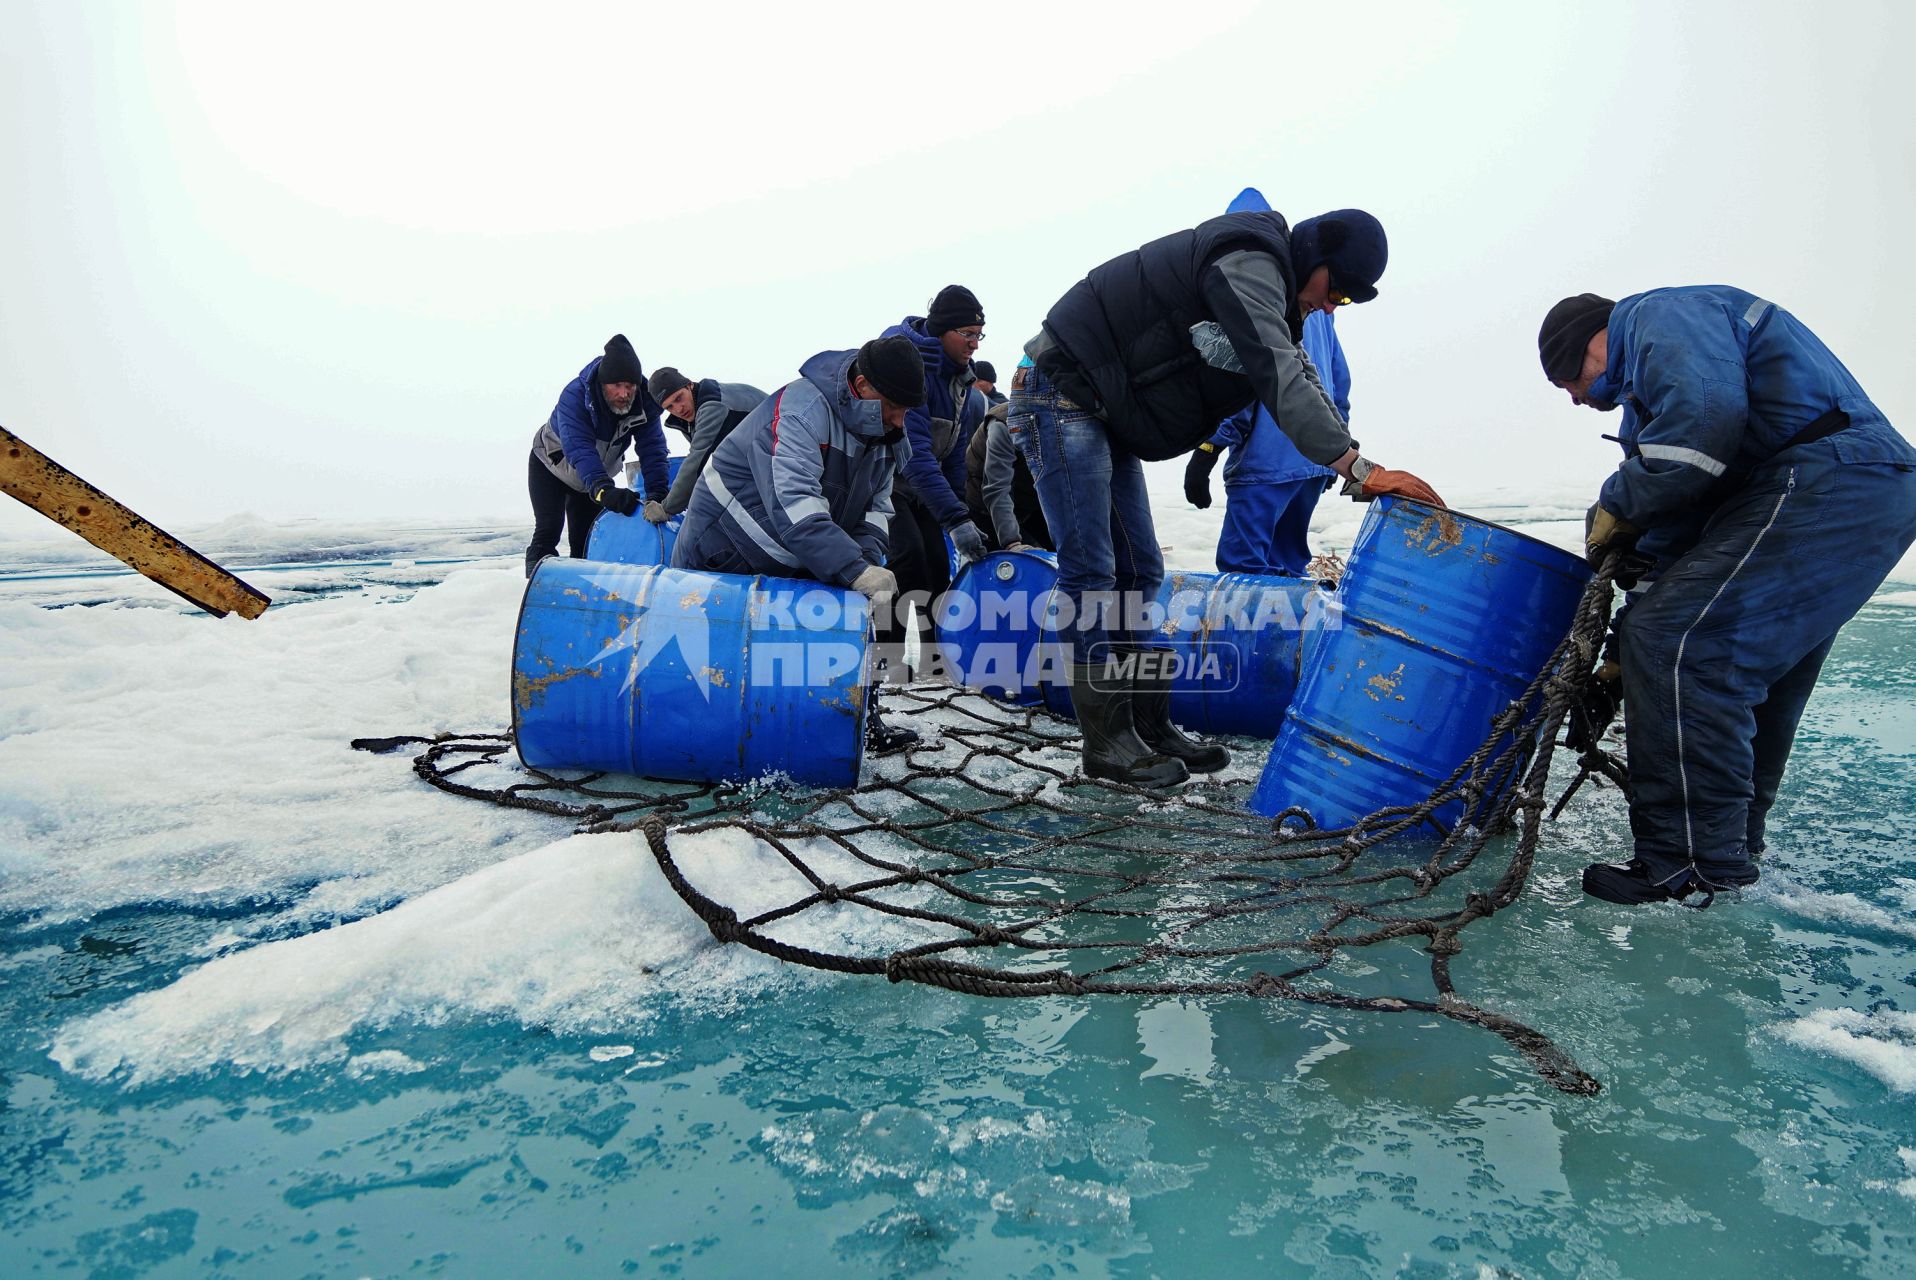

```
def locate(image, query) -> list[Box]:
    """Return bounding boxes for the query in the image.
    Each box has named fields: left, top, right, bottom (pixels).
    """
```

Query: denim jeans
left=1006, top=366, right=1164, bottom=663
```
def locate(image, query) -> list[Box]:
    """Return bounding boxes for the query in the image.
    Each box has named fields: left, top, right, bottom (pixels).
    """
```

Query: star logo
left=581, top=567, right=714, bottom=701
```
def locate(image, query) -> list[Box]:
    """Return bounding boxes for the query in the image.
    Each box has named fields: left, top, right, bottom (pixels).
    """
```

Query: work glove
left=592, top=484, right=640, bottom=517
left=850, top=564, right=898, bottom=600
left=1584, top=504, right=1643, bottom=569
left=642, top=499, right=670, bottom=524
left=948, top=520, right=988, bottom=566
left=1184, top=444, right=1221, bottom=508
left=1008, top=541, right=1038, bottom=552
left=1342, top=458, right=1446, bottom=508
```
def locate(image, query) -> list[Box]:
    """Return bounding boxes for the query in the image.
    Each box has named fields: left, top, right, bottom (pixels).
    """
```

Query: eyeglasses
left=954, top=329, right=985, bottom=344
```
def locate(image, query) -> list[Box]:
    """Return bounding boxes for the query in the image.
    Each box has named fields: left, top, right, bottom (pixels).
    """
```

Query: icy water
left=3, top=516, right=1914, bottom=1278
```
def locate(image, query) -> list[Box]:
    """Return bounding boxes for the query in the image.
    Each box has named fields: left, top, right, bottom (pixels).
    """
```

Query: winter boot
left=864, top=685, right=921, bottom=757
left=1068, top=662, right=1188, bottom=788
left=1127, top=647, right=1231, bottom=773
left=1582, top=855, right=1757, bottom=908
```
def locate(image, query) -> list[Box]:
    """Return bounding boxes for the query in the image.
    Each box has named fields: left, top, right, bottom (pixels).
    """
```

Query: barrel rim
left=1377, top=496, right=1591, bottom=576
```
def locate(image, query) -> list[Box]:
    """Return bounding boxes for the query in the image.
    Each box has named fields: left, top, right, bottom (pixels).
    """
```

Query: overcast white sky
left=3, top=0, right=1912, bottom=539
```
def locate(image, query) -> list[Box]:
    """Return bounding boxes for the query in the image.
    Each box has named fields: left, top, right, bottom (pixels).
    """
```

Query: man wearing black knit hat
left=1011, top=206, right=1442, bottom=787
left=1541, top=285, right=1916, bottom=907
left=524, top=333, right=671, bottom=575
left=645, top=366, right=768, bottom=521
left=878, top=286, right=994, bottom=681
left=672, top=336, right=927, bottom=752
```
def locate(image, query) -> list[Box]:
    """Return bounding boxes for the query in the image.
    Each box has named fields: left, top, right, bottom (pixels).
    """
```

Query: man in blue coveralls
left=1184, top=308, right=1344, bottom=574
left=1540, top=288, right=1916, bottom=905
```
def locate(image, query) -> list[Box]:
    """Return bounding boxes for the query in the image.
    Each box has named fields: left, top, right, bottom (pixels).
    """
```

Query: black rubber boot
left=1581, top=857, right=1757, bottom=908
left=1128, top=647, right=1231, bottom=773
left=1068, top=662, right=1188, bottom=788
left=864, top=685, right=921, bottom=757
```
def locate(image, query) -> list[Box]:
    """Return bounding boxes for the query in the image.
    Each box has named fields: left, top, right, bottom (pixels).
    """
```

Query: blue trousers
left=1617, top=437, right=1916, bottom=885
left=1006, top=367, right=1163, bottom=662
left=1216, top=476, right=1329, bottom=575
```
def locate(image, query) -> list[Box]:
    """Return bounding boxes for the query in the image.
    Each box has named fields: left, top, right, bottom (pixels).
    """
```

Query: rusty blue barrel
left=513, top=558, right=871, bottom=786
left=934, top=549, right=1065, bottom=705
left=1249, top=498, right=1591, bottom=832
left=1149, top=569, right=1337, bottom=738
left=586, top=510, right=683, bottom=566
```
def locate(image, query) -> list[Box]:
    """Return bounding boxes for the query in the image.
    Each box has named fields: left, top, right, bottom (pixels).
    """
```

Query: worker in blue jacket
left=525, top=334, right=671, bottom=576
left=1540, top=287, right=1916, bottom=905
left=1185, top=309, right=1344, bottom=574
left=878, top=286, right=991, bottom=680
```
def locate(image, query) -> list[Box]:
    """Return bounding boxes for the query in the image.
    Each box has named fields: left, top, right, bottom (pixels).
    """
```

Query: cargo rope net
left=357, top=563, right=1627, bottom=1097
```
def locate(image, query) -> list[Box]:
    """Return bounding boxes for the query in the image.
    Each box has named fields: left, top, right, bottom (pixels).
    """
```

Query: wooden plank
left=1, top=425, right=271, bottom=619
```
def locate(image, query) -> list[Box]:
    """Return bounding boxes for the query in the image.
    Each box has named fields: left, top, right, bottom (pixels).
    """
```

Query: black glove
left=1565, top=660, right=1623, bottom=756
left=1184, top=446, right=1221, bottom=508
left=593, top=484, right=640, bottom=517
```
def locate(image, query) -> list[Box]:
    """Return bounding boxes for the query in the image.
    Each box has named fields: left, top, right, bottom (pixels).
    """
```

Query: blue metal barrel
left=513, top=558, right=871, bottom=787
left=1249, top=499, right=1591, bottom=831
left=1151, top=570, right=1336, bottom=739
left=586, top=510, right=683, bottom=566
left=935, top=549, right=1064, bottom=706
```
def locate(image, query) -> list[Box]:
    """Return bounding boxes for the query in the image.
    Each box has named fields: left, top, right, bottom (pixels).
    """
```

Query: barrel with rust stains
left=1150, top=569, right=1337, bottom=738
left=513, top=558, right=871, bottom=786
left=1250, top=498, right=1591, bottom=832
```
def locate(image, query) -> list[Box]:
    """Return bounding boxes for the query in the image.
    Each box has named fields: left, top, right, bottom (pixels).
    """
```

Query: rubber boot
left=865, top=684, right=921, bottom=757
left=1127, top=647, right=1231, bottom=773
left=1068, top=662, right=1188, bottom=788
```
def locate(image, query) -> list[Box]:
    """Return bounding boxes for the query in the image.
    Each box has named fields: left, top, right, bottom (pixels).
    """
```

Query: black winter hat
left=1289, top=210, right=1388, bottom=303
left=973, top=360, right=997, bottom=384
left=598, top=333, right=644, bottom=386
left=648, top=366, right=693, bottom=402
left=924, top=285, right=984, bottom=335
left=1538, top=294, right=1616, bottom=382
left=856, top=336, right=928, bottom=407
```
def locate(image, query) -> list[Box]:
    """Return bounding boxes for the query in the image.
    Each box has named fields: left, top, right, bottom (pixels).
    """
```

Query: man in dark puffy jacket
left=525, top=334, right=671, bottom=576
left=672, top=336, right=928, bottom=754
left=645, top=368, right=768, bottom=521
left=878, top=286, right=992, bottom=680
left=1011, top=207, right=1442, bottom=786
left=1541, top=287, right=1916, bottom=906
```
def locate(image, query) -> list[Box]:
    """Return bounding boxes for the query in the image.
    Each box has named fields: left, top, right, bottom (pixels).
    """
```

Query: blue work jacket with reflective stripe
left=1208, top=309, right=1346, bottom=485
left=1591, top=286, right=1913, bottom=533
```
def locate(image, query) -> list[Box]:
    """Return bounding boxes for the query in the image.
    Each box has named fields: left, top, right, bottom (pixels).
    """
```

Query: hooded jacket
left=1027, top=210, right=1352, bottom=464
left=661, top=379, right=769, bottom=515
left=530, top=356, right=671, bottom=497
left=671, top=350, right=910, bottom=587
left=1589, top=286, right=1914, bottom=535
left=880, top=316, right=987, bottom=529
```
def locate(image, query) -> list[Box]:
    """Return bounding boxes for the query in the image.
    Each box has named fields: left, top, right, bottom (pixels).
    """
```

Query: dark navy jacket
left=1589, top=286, right=1915, bottom=542
left=1028, top=210, right=1351, bottom=464
left=530, top=356, right=671, bottom=498
left=880, top=316, right=987, bottom=529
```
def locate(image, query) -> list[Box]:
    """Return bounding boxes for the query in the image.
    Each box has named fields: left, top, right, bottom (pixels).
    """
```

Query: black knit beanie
left=856, top=336, right=928, bottom=407
left=648, top=366, right=693, bottom=402
left=924, top=285, right=984, bottom=335
left=972, top=360, right=997, bottom=384
left=1289, top=210, right=1388, bottom=303
left=1538, top=294, right=1615, bottom=382
left=598, top=333, right=644, bottom=386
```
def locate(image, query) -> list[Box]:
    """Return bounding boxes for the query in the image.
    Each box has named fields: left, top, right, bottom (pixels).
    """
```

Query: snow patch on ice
left=1773, top=1007, right=1916, bottom=1092
left=1765, top=878, right=1916, bottom=942
left=48, top=823, right=959, bottom=1083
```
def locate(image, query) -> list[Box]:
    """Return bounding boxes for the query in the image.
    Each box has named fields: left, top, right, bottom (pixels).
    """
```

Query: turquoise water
left=2, top=587, right=1913, bottom=1277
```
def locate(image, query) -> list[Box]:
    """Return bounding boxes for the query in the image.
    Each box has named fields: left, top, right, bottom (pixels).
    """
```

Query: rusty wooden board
left=1, top=425, right=271, bottom=619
